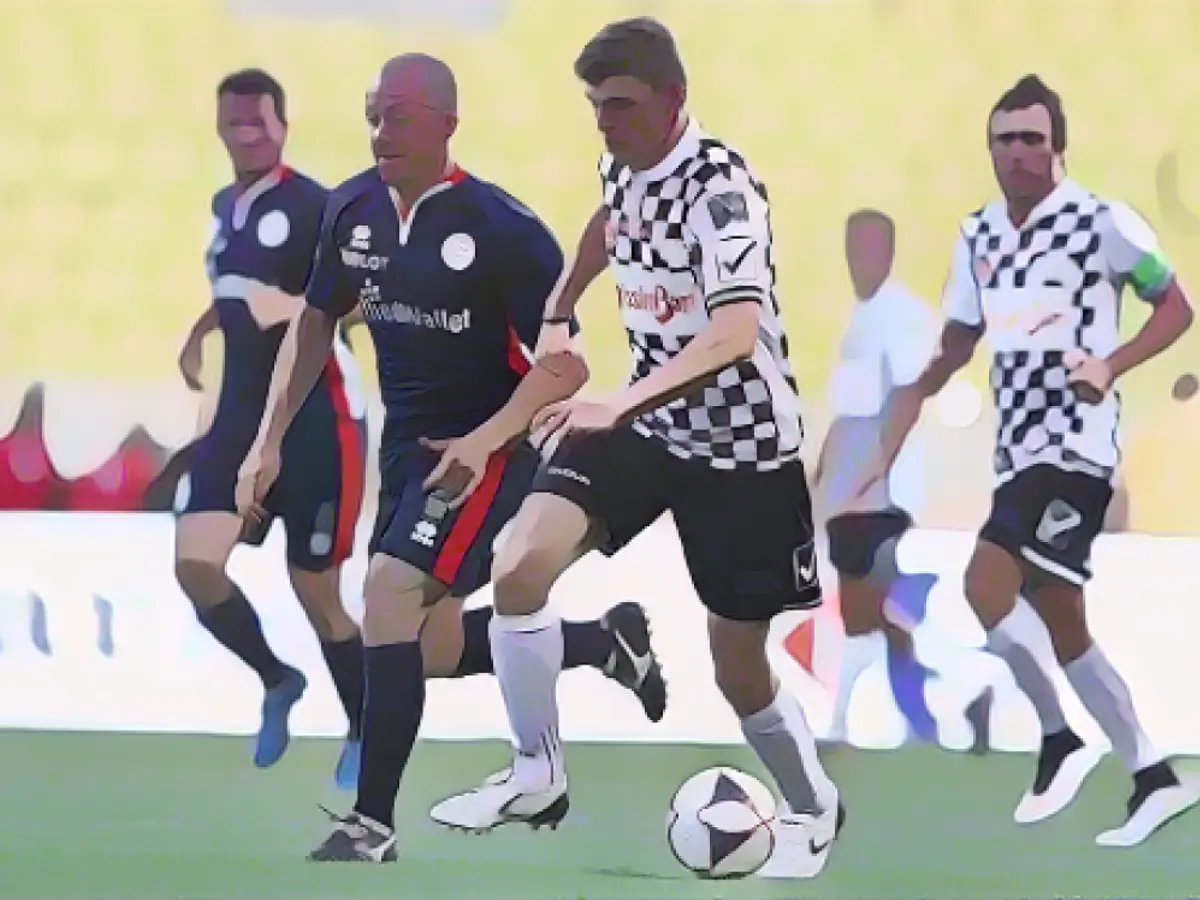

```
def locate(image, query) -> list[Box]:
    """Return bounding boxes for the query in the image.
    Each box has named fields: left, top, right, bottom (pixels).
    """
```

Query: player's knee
left=419, top=596, right=467, bottom=677
left=361, top=556, right=444, bottom=644
left=491, top=524, right=570, bottom=617
left=838, top=577, right=887, bottom=636
left=492, top=495, right=590, bottom=616
left=1028, top=581, right=1090, bottom=664
left=491, top=549, right=556, bottom=616
left=881, top=619, right=913, bottom=654
left=963, top=544, right=1020, bottom=630
left=174, top=557, right=230, bottom=608
left=288, top=565, right=358, bottom=642
left=708, top=616, right=775, bottom=718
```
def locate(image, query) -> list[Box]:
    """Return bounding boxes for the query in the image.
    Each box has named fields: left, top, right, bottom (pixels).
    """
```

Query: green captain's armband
left=1129, top=248, right=1173, bottom=299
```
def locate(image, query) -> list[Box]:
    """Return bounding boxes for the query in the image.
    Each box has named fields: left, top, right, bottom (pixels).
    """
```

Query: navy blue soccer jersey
left=195, top=165, right=367, bottom=567
left=306, top=166, right=567, bottom=465
left=207, top=166, right=331, bottom=409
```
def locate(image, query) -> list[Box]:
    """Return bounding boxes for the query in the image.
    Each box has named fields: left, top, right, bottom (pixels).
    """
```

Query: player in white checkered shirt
left=867, top=75, right=1196, bottom=847
left=430, top=17, right=842, bottom=879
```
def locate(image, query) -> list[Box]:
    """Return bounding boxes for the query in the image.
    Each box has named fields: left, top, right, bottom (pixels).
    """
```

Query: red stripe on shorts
left=432, top=450, right=509, bottom=586
left=323, top=355, right=365, bottom=563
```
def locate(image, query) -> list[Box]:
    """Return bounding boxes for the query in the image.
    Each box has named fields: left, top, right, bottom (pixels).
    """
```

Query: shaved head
left=368, top=53, right=460, bottom=192
left=378, top=53, right=458, bottom=114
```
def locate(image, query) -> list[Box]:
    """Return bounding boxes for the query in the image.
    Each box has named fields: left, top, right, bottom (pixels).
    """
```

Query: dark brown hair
left=991, top=74, right=1066, bottom=153
left=218, top=68, right=287, bottom=125
left=574, top=17, right=686, bottom=91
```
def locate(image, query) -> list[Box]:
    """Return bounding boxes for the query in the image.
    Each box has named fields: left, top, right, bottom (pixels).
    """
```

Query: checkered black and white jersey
left=598, top=119, right=802, bottom=471
left=943, top=179, right=1175, bottom=483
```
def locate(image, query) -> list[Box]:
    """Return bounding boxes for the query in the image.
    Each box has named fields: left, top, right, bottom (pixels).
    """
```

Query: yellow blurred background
left=0, top=0, right=1198, bottom=531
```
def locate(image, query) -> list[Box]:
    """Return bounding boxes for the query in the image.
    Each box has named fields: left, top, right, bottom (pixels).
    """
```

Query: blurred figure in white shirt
left=815, top=209, right=992, bottom=748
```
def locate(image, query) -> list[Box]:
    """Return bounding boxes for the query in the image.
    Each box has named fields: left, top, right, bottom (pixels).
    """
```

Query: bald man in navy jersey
left=238, top=54, right=668, bottom=862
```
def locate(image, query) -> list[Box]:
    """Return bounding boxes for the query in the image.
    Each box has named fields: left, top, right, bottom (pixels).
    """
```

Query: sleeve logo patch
left=706, top=191, right=749, bottom=230
left=715, top=236, right=760, bottom=282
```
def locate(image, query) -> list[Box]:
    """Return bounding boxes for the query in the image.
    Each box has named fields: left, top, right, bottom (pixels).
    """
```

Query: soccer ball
left=666, top=766, right=776, bottom=879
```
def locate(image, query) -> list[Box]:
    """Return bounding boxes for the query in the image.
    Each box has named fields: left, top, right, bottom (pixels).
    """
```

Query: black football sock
left=453, top=607, right=494, bottom=676
left=354, top=641, right=425, bottom=829
left=454, top=607, right=615, bottom=675
left=563, top=619, right=615, bottom=669
left=197, top=585, right=289, bottom=689
left=321, top=633, right=365, bottom=738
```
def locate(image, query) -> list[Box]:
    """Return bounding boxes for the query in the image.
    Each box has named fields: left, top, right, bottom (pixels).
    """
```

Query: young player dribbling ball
left=430, top=18, right=844, bottom=879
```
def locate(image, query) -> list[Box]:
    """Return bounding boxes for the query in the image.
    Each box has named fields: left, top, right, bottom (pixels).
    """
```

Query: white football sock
left=742, top=689, right=838, bottom=816
left=830, top=631, right=885, bottom=739
left=489, top=608, right=565, bottom=777
left=986, top=601, right=1068, bottom=735
left=1064, top=644, right=1162, bottom=772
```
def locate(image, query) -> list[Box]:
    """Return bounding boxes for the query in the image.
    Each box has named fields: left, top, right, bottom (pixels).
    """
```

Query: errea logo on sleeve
left=342, top=224, right=390, bottom=271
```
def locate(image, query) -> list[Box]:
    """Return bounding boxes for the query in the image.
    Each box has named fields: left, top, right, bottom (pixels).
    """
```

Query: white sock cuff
left=491, top=606, right=561, bottom=633
left=991, top=596, right=1041, bottom=643
left=741, top=694, right=787, bottom=733
left=1062, top=642, right=1100, bottom=676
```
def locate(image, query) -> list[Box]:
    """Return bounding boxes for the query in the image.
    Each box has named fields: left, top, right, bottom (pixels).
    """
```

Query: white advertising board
left=0, top=514, right=1195, bottom=753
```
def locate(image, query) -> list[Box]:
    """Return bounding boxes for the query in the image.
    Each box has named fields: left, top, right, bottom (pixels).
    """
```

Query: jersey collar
left=387, top=163, right=469, bottom=243
left=1001, top=177, right=1086, bottom=231
left=232, top=164, right=291, bottom=230
left=632, top=117, right=702, bottom=183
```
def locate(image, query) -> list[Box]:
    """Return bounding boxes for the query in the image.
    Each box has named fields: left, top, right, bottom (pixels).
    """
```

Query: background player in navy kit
left=174, top=69, right=368, bottom=788
left=236, top=54, right=667, bottom=863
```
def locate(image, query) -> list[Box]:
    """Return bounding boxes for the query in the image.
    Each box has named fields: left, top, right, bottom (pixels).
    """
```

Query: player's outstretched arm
left=1106, top=280, right=1193, bottom=379
left=876, top=321, right=980, bottom=467
left=1099, top=203, right=1194, bottom=382
left=616, top=301, right=760, bottom=422
left=544, top=206, right=608, bottom=322
left=256, top=301, right=338, bottom=448
left=863, top=233, right=984, bottom=493
left=178, top=306, right=219, bottom=390
left=613, top=179, right=773, bottom=421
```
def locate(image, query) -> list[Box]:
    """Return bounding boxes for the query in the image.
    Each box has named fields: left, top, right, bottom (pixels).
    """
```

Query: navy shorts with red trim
left=185, top=358, right=367, bottom=572
left=369, top=439, right=539, bottom=596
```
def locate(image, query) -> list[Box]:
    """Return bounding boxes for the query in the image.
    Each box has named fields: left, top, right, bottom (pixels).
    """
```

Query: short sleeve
left=886, top=293, right=941, bottom=387
left=941, top=230, right=983, bottom=328
left=1100, top=201, right=1175, bottom=302
left=496, top=193, right=572, bottom=350
left=279, top=186, right=327, bottom=295
left=304, top=195, right=357, bottom=318
left=687, top=171, right=772, bottom=312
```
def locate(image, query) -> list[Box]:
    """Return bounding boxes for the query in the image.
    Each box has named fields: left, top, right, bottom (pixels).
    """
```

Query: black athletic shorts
left=825, top=508, right=912, bottom=580
left=979, top=464, right=1112, bottom=586
left=532, top=425, right=821, bottom=622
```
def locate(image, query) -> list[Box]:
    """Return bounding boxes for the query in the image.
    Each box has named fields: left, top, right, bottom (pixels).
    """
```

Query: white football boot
left=1095, top=762, right=1200, bottom=847
left=758, top=795, right=845, bottom=879
left=429, top=750, right=568, bottom=833
left=1013, top=729, right=1103, bottom=824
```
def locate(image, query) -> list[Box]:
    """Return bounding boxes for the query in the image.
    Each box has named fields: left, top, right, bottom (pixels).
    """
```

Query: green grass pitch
left=2, top=732, right=1198, bottom=899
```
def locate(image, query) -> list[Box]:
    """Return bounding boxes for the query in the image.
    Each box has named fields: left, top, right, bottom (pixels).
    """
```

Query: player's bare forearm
left=545, top=207, right=608, bottom=320
left=186, top=306, right=220, bottom=342
left=474, top=353, right=590, bottom=448
left=812, top=433, right=833, bottom=485
left=877, top=323, right=979, bottom=467
left=878, top=384, right=925, bottom=467
left=915, top=321, right=980, bottom=397
left=615, top=301, right=759, bottom=423
left=259, top=305, right=337, bottom=445
left=1105, top=281, right=1194, bottom=379
left=341, top=305, right=366, bottom=329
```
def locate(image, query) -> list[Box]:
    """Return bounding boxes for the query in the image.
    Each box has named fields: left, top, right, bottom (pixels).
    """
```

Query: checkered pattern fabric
left=599, top=135, right=803, bottom=471
left=963, top=196, right=1115, bottom=479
